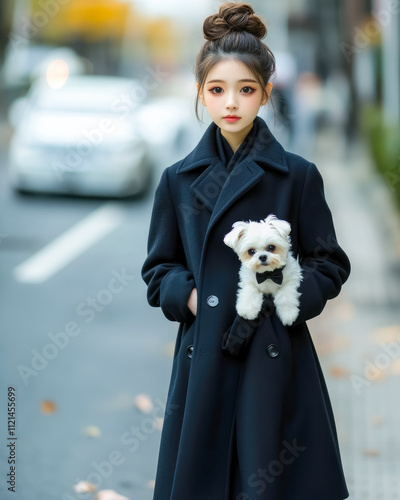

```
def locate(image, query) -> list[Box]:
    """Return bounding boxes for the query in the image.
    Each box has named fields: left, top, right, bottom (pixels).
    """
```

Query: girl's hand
left=187, top=288, right=198, bottom=316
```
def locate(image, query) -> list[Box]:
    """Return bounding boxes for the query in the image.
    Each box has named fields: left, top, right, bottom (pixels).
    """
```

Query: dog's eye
left=248, top=249, right=256, bottom=256
left=267, top=245, right=276, bottom=252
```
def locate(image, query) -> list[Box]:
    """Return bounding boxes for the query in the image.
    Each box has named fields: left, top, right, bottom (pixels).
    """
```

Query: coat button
left=266, top=344, right=279, bottom=358
left=186, top=345, right=193, bottom=358
left=206, top=295, right=219, bottom=307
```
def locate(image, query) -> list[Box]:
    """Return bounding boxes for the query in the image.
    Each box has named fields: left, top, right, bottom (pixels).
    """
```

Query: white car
left=135, top=96, right=207, bottom=170
left=8, top=75, right=152, bottom=197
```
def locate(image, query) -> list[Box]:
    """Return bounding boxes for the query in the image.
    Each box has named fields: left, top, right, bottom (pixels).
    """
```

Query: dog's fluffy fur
left=224, top=214, right=303, bottom=325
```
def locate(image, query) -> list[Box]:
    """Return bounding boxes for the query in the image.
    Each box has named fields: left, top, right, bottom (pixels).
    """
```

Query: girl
left=141, top=3, right=350, bottom=500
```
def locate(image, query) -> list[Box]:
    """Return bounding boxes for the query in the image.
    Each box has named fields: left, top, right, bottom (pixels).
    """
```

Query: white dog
left=223, top=214, right=303, bottom=326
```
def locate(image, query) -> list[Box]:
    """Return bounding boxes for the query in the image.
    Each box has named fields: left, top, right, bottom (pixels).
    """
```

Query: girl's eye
left=267, top=245, right=276, bottom=252
left=208, top=87, right=224, bottom=94
left=248, top=249, right=256, bottom=256
left=241, top=86, right=256, bottom=94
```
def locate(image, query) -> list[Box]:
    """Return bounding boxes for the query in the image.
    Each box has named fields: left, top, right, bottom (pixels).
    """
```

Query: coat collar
left=176, top=116, right=289, bottom=175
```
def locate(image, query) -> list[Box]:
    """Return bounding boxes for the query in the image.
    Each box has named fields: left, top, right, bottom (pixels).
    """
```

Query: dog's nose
left=259, top=254, right=268, bottom=263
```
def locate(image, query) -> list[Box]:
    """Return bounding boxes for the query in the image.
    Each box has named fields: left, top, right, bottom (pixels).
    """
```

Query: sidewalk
left=309, top=125, right=400, bottom=500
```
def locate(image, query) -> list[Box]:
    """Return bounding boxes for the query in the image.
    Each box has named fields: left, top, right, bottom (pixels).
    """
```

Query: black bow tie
left=256, top=266, right=285, bottom=285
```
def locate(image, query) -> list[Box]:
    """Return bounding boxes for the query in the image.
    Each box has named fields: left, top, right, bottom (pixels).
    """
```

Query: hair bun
left=203, top=2, right=267, bottom=42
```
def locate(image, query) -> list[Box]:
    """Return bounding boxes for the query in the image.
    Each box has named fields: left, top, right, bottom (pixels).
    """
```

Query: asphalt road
left=0, top=138, right=191, bottom=499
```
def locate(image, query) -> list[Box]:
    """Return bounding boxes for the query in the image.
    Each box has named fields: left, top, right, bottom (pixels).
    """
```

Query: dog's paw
left=276, top=306, right=299, bottom=326
left=236, top=303, right=260, bottom=321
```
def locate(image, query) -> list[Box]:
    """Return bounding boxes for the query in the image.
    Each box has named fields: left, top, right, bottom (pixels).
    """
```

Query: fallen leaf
left=154, top=417, right=164, bottom=430
left=363, top=449, right=379, bottom=457
left=134, top=394, right=153, bottom=414
left=370, top=416, right=384, bottom=427
left=390, top=358, right=400, bottom=375
left=164, top=341, right=175, bottom=358
left=315, top=335, right=350, bottom=357
left=335, top=302, right=356, bottom=321
left=370, top=370, right=387, bottom=382
left=329, top=365, right=350, bottom=378
left=84, top=425, right=101, bottom=438
left=73, top=481, right=97, bottom=493
left=373, top=325, right=400, bottom=344
left=146, top=479, right=156, bottom=489
left=41, top=400, right=57, bottom=414
left=96, top=490, right=129, bottom=500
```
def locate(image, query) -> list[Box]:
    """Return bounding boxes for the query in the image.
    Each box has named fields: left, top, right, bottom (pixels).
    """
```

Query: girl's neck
left=220, top=121, right=254, bottom=153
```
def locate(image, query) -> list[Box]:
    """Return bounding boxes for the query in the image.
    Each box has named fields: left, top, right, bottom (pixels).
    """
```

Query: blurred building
left=0, top=2, right=14, bottom=111
left=253, top=0, right=399, bottom=128
left=0, top=3, right=12, bottom=60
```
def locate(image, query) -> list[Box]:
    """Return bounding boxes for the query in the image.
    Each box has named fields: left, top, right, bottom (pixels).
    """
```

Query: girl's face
left=198, top=59, right=272, bottom=141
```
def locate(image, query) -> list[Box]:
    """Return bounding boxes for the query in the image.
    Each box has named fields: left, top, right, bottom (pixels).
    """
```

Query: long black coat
left=141, top=116, right=351, bottom=500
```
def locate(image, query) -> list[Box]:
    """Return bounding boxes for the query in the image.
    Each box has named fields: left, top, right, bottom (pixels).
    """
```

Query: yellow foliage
left=31, top=0, right=131, bottom=40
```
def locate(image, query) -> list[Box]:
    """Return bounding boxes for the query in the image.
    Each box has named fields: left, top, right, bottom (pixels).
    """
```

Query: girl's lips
left=224, top=116, right=241, bottom=122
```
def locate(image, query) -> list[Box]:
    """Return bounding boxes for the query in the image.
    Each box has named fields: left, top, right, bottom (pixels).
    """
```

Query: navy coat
left=141, top=116, right=350, bottom=500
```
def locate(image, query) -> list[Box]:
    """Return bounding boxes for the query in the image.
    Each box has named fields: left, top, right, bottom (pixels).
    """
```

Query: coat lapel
left=209, top=156, right=265, bottom=225
left=189, top=158, right=229, bottom=213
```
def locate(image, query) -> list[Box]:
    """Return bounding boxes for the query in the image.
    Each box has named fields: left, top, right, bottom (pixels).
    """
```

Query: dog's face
left=224, top=214, right=291, bottom=272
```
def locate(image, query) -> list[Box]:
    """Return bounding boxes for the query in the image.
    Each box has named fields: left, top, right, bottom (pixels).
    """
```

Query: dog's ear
left=265, top=214, right=291, bottom=238
left=223, top=221, right=248, bottom=249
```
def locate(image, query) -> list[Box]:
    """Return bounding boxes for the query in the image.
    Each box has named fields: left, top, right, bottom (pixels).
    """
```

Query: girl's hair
left=194, top=2, right=276, bottom=120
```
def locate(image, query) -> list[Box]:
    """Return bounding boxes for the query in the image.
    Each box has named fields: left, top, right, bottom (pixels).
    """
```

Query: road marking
left=13, top=203, right=125, bottom=284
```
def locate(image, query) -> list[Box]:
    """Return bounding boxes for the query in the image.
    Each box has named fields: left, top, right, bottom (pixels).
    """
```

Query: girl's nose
left=225, top=91, right=238, bottom=110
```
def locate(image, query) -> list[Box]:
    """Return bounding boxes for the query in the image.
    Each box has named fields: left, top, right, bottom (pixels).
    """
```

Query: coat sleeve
left=292, top=162, right=351, bottom=326
left=141, top=167, right=195, bottom=323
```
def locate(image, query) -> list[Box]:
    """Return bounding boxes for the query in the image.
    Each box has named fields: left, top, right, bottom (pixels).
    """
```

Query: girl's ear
left=196, top=82, right=206, bottom=106
left=261, top=82, right=273, bottom=106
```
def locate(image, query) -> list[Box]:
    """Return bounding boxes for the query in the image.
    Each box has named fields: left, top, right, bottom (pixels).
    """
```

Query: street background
left=1, top=0, right=400, bottom=499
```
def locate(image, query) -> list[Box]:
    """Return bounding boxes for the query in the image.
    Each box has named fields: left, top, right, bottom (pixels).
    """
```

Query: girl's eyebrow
left=206, top=79, right=258, bottom=84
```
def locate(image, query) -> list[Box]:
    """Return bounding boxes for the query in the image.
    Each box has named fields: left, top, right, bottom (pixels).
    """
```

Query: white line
left=13, top=203, right=125, bottom=284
